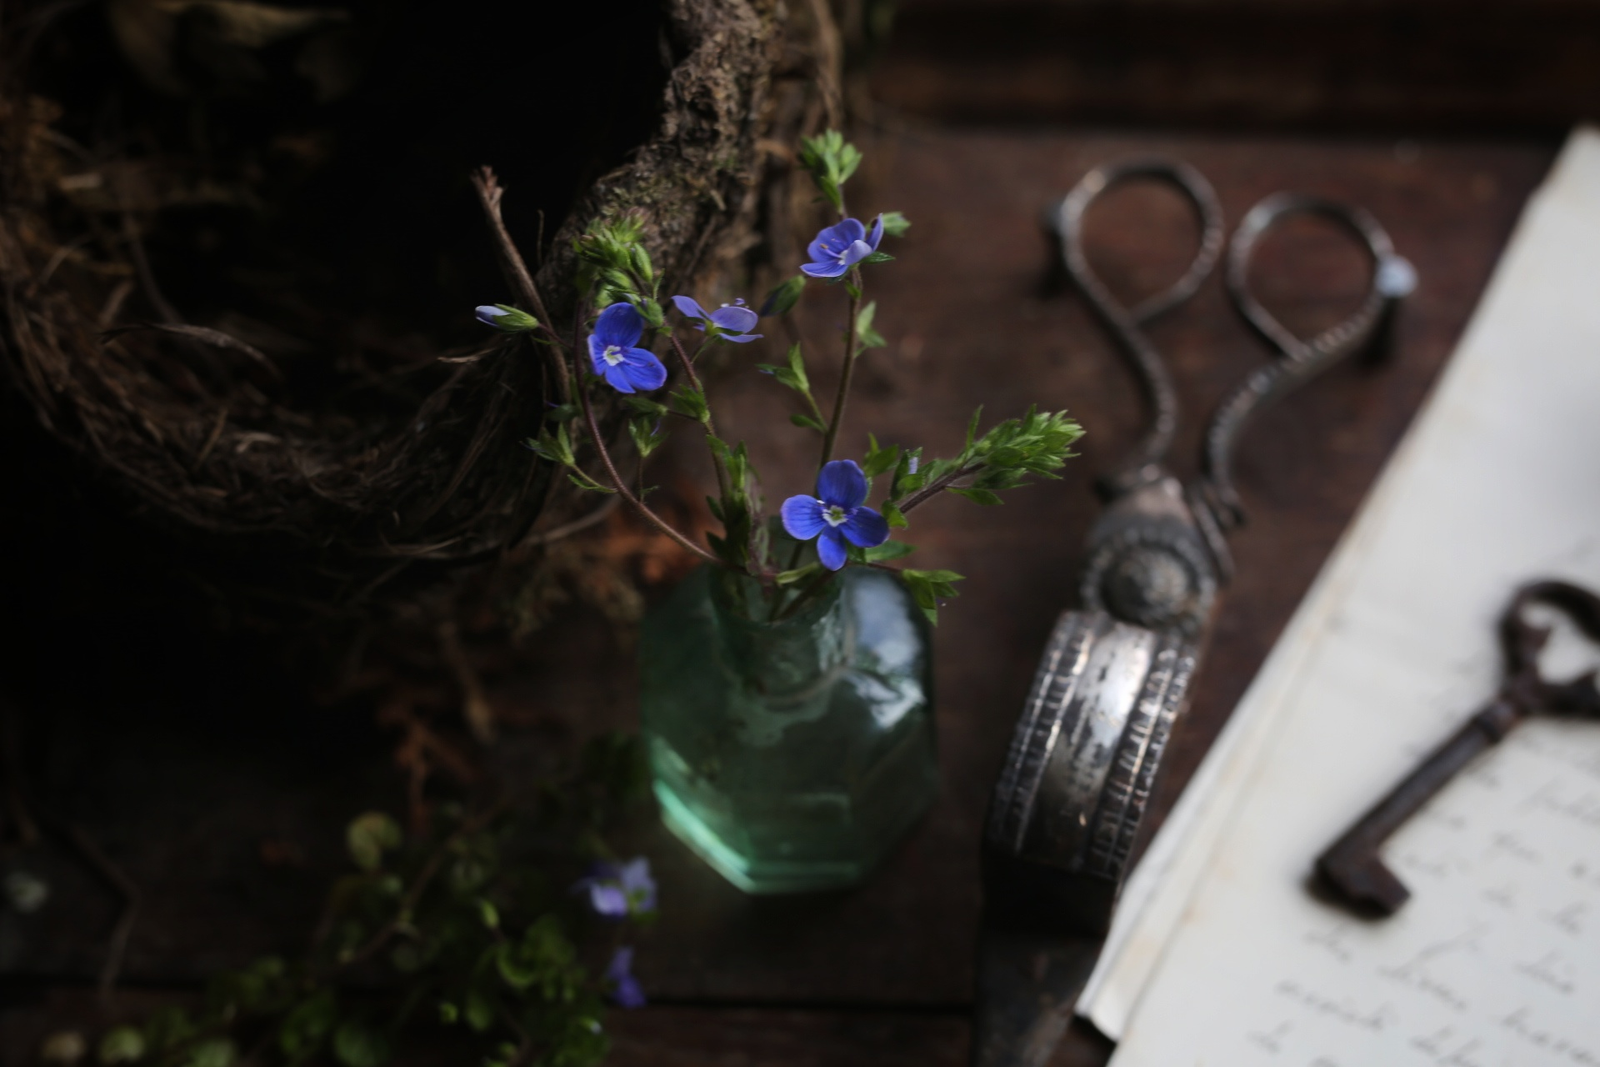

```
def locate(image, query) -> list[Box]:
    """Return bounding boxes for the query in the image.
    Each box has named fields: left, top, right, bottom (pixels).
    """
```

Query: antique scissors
left=972, top=159, right=1416, bottom=1067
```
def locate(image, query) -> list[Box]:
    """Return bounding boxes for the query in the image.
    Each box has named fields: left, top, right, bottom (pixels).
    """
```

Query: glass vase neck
left=709, top=570, right=850, bottom=703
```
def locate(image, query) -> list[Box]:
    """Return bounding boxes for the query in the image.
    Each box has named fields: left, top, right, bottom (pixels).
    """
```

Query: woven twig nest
left=0, top=0, right=838, bottom=637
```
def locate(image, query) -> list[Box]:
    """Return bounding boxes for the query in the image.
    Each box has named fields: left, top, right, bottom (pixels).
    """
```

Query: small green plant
left=94, top=734, right=652, bottom=1067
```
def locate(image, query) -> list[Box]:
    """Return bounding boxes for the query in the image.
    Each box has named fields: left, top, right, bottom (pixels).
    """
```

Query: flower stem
left=818, top=269, right=864, bottom=468
left=896, top=462, right=984, bottom=514
left=578, top=373, right=722, bottom=567
left=772, top=565, right=835, bottom=622
left=669, top=334, right=733, bottom=504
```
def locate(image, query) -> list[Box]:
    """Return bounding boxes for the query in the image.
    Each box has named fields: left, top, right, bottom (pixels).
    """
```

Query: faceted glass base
left=640, top=566, right=939, bottom=894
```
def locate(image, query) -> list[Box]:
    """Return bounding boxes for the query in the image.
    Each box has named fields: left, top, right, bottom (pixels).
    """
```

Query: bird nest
left=0, top=0, right=839, bottom=643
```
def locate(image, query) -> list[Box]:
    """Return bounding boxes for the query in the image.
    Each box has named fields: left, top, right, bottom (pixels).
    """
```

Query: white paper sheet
left=1097, top=127, right=1600, bottom=1066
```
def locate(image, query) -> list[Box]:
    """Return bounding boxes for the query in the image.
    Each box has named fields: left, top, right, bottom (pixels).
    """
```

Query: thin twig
left=439, top=620, right=495, bottom=744
left=55, top=819, right=140, bottom=993
left=578, top=376, right=721, bottom=567
left=517, top=494, right=621, bottom=548
left=470, top=168, right=571, bottom=401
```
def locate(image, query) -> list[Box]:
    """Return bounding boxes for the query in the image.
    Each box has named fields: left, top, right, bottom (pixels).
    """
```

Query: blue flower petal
left=817, top=528, right=849, bottom=571
left=606, top=947, right=647, bottom=1009
left=587, top=334, right=611, bottom=376
left=671, top=295, right=708, bottom=320
left=807, top=219, right=866, bottom=263
left=594, top=302, right=644, bottom=348
left=840, top=239, right=874, bottom=268
left=816, top=459, right=868, bottom=509
left=720, top=332, right=763, bottom=344
left=476, top=305, right=509, bottom=325
left=619, top=348, right=667, bottom=392
left=710, top=304, right=759, bottom=333
left=603, top=364, right=637, bottom=393
left=800, top=260, right=850, bottom=279
left=587, top=884, right=629, bottom=918
left=781, top=495, right=828, bottom=540
left=840, top=506, right=889, bottom=548
left=867, top=214, right=884, bottom=251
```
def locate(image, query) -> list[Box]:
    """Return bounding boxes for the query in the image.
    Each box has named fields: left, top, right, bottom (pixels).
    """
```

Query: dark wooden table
left=0, top=124, right=1555, bottom=1065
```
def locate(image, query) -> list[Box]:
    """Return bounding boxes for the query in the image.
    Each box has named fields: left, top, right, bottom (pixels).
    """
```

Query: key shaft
left=1316, top=699, right=1522, bottom=915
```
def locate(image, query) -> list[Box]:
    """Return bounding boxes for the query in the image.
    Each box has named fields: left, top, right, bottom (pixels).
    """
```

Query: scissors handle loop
left=1197, top=193, right=1415, bottom=532
left=1054, top=159, right=1226, bottom=494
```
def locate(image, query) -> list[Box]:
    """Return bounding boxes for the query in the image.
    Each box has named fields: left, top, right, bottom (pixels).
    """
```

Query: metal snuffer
left=973, top=157, right=1415, bottom=1067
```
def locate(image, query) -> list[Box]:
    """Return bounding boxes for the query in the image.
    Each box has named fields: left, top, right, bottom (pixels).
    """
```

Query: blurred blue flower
left=588, top=303, right=667, bottom=394
left=573, top=857, right=657, bottom=920
left=800, top=215, right=884, bottom=279
left=780, top=459, right=890, bottom=571
left=671, top=295, right=763, bottom=343
left=605, top=947, right=647, bottom=1009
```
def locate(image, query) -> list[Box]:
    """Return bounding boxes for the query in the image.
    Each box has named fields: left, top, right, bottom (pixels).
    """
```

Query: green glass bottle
left=639, top=565, right=939, bottom=893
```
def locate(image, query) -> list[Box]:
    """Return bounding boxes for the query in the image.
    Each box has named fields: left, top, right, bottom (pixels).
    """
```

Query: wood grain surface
left=0, top=129, right=1554, bottom=1065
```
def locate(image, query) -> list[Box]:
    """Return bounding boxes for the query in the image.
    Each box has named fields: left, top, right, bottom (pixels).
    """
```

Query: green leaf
left=184, top=1038, right=236, bottom=1067
left=332, top=1021, right=391, bottom=1067
left=567, top=471, right=617, bottom=494
left=629, top=245, right=654, bottom=282
left=477, top=897, right=500, bottom=930
left=637, top=297, right=665, bottom=329
left=98, top=1027, right=146, bottom=1065
left=775, top=564, right=821, bottom=586
left=855, top=301, right=886, bottom=349
left=883, top=501, right=908, bottom=529
left=463, top=988, right=494, bottom=1033
left=345, top=812, right=400, bottom=872
left=621, top=396, right=666, bottom=417
left=789, top=413, right=825, bottom=432
left=965, top=406, right=984, bottom=451
left=862, top=435, right=900, bottom=477
left=855, top=300, right=877, bottom=336
left=844, top=281, right=861, bottom=300
left=864, top=541, right=914, bottom=562
left=949, top=487, right=1004, bottom=506
left=628, top=417, right=665, bottom=460
left=279, top=992, right=337, bottom=1060
left=760, top=275, right=807, bottom=317
left=861, top=251, right=895, bottom=264
left=901, top=568, right=966, bottom=626
left=668, top=385, right=708, bottom=423
left=880, top=211, right=911, bottom=237
left=437, top=1002, right=459, bottom=1025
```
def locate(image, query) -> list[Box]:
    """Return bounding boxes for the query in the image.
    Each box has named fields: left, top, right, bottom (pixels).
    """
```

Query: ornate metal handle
left=1197, top=193, right=1416, bottom=533
left=1053, top=159, right=1226, bottom=497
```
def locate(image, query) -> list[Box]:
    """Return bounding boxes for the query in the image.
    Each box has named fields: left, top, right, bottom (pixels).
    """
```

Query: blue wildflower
left=605, top=947, right=647, bottom=1009
left=572, top=857, right=657, bottom=920
left=588, top=303, right=667, bottom=394
left=800, top=215, right=884, bottom=279
left=671, top=295, right=763, bottom=343
left=780, top=459, right=890, bottom=571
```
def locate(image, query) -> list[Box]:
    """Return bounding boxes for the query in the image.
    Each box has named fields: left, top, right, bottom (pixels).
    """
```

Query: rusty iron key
left=1316, top=579, right=1600, bottom=916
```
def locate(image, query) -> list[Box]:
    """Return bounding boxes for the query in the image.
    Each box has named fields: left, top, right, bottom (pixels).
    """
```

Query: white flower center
left=823, top=505, right=849, bottom=527
left=602, top=344, right=626, bottom=366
